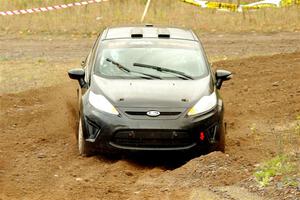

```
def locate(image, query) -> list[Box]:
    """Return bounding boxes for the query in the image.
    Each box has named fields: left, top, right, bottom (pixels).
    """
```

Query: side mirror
left=68, top=68, right=86, bottom=87
left=216, top=69, right=232, bottom=89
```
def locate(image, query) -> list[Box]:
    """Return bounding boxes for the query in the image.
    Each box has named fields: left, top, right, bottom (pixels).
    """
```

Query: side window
left=84, top=51, right=92, bottom=83
left=84, top=34, right=102, bottom=84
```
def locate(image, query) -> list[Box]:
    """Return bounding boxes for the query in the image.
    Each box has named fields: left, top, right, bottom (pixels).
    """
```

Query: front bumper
left=81, top=103, right=224, bottom=152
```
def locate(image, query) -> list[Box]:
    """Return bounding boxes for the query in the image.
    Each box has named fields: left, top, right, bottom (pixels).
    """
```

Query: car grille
left=112, top=130, right=194, bottom=148
left=125, top=111, right=181, bottom=116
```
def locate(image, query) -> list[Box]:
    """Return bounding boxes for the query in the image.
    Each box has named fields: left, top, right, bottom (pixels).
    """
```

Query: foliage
left=0, top=0, right=300, bottom=34
left=254, top=155, right=296, bottom=187
left=295, top=115, right=300, bottom=135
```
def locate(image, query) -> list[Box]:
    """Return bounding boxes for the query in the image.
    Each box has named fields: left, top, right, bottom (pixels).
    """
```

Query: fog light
left=86, top=118, right=101, bottom=139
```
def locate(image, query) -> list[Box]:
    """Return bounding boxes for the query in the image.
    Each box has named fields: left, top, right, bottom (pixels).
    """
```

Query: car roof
left=102, top=25, right=199, bottom=42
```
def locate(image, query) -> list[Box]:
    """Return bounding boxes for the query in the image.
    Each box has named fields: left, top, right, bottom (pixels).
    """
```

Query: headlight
left=187, top=91, right=217, bottom=116
left=89, top=91, right=119, bottom=115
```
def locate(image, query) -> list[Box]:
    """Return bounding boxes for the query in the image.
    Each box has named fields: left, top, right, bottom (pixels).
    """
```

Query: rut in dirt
left=1, top=52, right=300, bottom=200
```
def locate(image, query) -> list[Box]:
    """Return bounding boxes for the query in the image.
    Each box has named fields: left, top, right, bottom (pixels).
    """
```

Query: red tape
left=0, top=0, right=108, bottom=16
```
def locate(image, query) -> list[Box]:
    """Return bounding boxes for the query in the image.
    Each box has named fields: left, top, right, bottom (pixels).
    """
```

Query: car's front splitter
left=81, top=103, right=224, bottom=152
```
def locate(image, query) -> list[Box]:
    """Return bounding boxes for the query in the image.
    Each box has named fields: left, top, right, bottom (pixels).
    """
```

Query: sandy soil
left=0, top=33, right=300, bottom=200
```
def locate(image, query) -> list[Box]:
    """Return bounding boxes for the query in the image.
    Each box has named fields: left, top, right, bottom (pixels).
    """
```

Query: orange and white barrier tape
left=0, top=0, right=107, bottom=16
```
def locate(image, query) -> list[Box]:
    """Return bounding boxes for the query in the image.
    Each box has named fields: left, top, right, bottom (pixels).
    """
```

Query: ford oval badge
left=147, top=110, right=160, bottom=117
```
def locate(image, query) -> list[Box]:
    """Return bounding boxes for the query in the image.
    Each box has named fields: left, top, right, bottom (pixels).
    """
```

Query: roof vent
left=157, top=28, right=170, bottom=38
left=145, top=24, right=153, bottom=27
left=131, top=28, right=143, bottom=38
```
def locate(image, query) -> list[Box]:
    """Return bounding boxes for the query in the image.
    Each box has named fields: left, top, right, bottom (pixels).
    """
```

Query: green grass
left=295, top=115, right=300, bottom=135
left=254, top=155, right=297, bottom=187
left=0, top=0, right=300, bottom=35
left=0, top=56, right=9, bottom=62
left=253, top=116, right=300, bottom=188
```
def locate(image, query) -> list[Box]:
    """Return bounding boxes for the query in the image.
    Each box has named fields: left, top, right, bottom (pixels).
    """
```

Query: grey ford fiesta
left=68, top=25, right=232, bottom=156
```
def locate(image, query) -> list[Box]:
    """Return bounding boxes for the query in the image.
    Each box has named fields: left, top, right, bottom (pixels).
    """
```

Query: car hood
left=91, top=75, right=213, bottom=108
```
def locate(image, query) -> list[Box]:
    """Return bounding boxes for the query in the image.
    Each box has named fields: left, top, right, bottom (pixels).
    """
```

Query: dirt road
left=1, top=32, right=300, bottom=200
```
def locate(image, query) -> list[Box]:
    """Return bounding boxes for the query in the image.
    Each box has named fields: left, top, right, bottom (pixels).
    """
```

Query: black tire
left=215, top=123, right=225, bottom=152
left=78, top=118, right=93, bottom=157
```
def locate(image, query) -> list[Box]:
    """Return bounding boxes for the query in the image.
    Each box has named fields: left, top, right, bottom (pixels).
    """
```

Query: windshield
left=94, top=40, right=209, bottom=79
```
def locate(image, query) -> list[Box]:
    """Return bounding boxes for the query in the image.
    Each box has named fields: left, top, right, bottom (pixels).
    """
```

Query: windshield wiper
left=133, top=63, right=193, bottom=80
left=105, top=58, right=161, bottom=79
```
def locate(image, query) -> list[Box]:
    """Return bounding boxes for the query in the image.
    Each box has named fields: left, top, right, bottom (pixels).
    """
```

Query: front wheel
left=208, top=123, right=225, bottom=153
left=215, top=123, right=225, bottom=152
left=78, top=117, right=93, bottom=156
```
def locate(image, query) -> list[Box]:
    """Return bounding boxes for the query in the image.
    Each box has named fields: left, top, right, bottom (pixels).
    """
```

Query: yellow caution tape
left=181, top=0, right=204, bottom=7
left=280, top=0, right=300, bottom=6
left=206, top=2, right=238, bottom=11
left=180, top=0, right=300, bottom=12
left=241, top=3, right=277, bottom=11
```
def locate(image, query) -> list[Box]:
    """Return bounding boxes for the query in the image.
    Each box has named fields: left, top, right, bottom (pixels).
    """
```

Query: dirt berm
left=1, top=52, right=300, bottom=200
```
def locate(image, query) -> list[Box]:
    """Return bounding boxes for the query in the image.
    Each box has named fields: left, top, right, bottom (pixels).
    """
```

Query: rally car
left=68, top=25, right=232, bottom=156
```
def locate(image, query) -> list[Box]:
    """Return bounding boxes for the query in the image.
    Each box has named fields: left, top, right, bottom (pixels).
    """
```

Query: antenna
left=141, top=0, right=151, bottom=22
